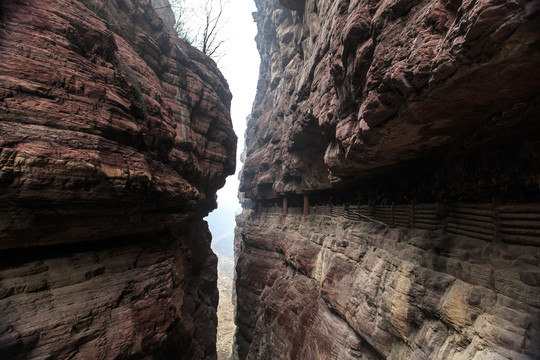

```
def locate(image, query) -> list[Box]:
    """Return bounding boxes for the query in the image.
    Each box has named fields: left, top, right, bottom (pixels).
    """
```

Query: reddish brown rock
left=0, top=0, right=236, bottom=358
left=0, top=222, right=219, bottom=359
left=240, top=0, right=540, bottom=199
left=234, top=212, right=540, bottom=360
left=235, top=0, right=540, bottom=359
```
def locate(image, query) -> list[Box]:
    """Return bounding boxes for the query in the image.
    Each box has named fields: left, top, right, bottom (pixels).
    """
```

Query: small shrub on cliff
left=130, top=85, right=150, bottom=126
left=131, top=85, right=146, bottom=112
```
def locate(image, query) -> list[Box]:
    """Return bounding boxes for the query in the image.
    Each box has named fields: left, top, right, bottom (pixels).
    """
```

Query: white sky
left=202, top=0, right=260, bottom=250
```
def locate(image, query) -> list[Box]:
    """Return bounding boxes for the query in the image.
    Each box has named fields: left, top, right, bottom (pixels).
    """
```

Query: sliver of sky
left=200, top=0, right=259, bottom=253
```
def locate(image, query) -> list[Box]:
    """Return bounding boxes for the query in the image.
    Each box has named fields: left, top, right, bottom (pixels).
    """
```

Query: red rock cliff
left=0, top=0, right=236, bottom=358
left=235, top=0, right=540, bottom=359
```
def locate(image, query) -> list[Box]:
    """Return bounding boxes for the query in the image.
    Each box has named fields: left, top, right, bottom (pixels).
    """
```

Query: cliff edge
left=0, top=0, right=236, bottom=358
left=235, top=0, right=540, bottom=359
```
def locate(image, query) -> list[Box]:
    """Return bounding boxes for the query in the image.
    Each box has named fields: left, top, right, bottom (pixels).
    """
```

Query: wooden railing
left=256, top=202, right=540, bottom=247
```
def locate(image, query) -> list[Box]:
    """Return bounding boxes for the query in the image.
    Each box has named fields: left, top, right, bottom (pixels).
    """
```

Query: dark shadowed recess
left=0, top=230, right=172, bottom=270
left=260, top=120, right=540, bottom=207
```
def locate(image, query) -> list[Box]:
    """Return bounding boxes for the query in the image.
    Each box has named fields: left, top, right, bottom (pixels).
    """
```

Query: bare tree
left=170, top=0, right=192, bottom=44
left=170, top=0, right=227, bottom=59
left=200, top=0, right=225, bottom=57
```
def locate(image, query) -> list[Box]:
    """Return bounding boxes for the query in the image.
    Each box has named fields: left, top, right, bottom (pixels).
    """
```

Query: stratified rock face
left=0, top=0, right=236, bottom=358
left=235, top=211, right=540, bottom=360
left=235, top=0, right=540, bottom=359
left=240, top=0, right=540, bottom=198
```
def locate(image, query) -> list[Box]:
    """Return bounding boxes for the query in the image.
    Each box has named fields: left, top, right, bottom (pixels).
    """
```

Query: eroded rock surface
left=0, top=0, right=236, bottom=358
left=235, top=212, right=540, bottom=360
left=235, top=0, right=540, bottom=359
left=240, top=0, right=540, bottom=198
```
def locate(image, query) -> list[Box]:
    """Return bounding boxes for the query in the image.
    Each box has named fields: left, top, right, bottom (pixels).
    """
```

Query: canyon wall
left=235, top=0, right=540, bottom=359
left=0, top=0, right=236, bottom=358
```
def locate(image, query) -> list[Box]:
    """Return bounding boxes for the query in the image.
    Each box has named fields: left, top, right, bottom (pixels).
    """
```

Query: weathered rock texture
left=235, top=0, right=540, bottom=359
left=240, top=0, right=540, bottom=198
left=235, top=210, right=540, bottom=360
left=0, top=0, right=236, bottom=358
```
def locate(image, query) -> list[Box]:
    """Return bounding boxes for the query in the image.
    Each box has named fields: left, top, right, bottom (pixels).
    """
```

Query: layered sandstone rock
left=0, top=0, right=236, bottom=358
left=235, top=0, right=540, bottom=359
left=240, top=0, right=540, bottom=198
left=235, top=211, right=540, bottom=360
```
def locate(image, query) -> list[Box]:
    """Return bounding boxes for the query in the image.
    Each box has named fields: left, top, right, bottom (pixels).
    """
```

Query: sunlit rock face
left=0, top=0, right=236, bottom=358
left=234, top=0, right=540, bottom=359
left=235, top=211, right=540, bottom=360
